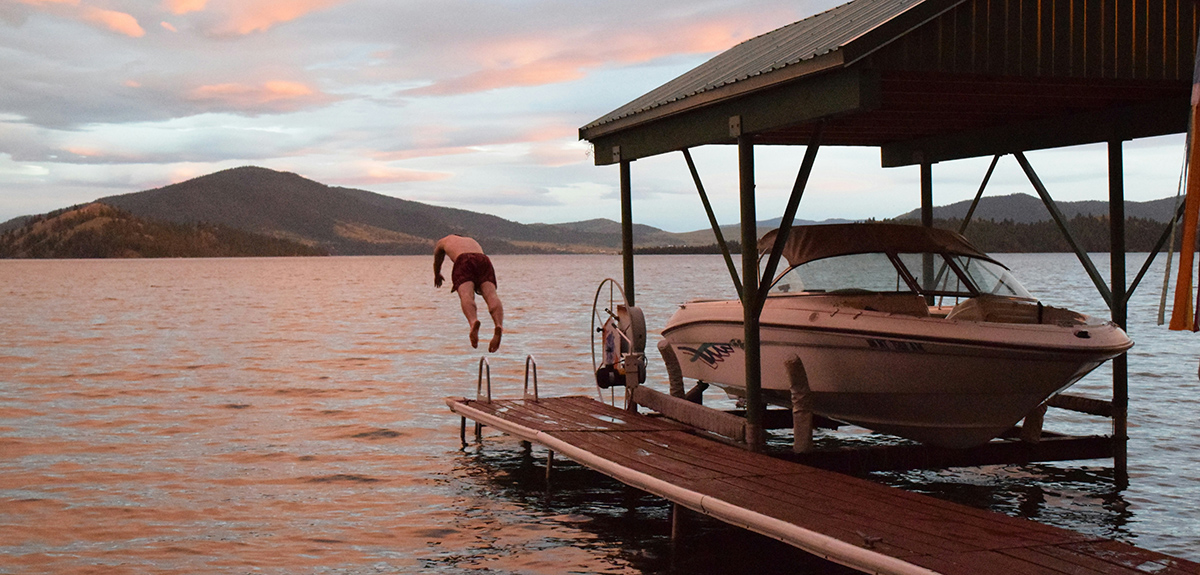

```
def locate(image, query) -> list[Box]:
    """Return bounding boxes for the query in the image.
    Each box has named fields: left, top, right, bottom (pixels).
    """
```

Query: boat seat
left=828, top=292, right=929, bottom=318
left=946, top=296, right=1086, bottom=325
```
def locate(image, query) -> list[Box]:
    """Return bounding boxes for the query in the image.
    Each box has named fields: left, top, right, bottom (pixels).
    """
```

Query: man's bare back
left=433, top=234, right=504, bottom=352
left=433, top=234, right=484, bottom=263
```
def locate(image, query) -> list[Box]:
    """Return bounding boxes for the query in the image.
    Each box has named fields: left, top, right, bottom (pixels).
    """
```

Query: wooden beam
left=630, top=386, right=746, bottom=442
left=1047, top=393, right=1114, bottom=418
left=587, top=69, right=880, bottom=165
left=780, top=435, right=1115, bottom=473
left=881, top=96, right=1188, bottom=167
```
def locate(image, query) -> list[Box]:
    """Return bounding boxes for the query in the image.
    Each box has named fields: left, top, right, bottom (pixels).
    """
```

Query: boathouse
left=579, top=0, right=1198, bottom=472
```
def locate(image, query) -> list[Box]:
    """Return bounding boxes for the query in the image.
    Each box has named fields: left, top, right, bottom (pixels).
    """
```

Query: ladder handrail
left=476, top=357, right=491, bottom=402
left=524, top=355, right=539, bottom=401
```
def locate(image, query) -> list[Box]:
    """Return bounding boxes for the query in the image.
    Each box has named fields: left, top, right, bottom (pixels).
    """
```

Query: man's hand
left=434, top=273, right=444, bottom=288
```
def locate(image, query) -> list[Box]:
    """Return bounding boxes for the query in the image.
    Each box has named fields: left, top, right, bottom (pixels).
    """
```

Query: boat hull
left=662, top=297, right=1131, bottom=448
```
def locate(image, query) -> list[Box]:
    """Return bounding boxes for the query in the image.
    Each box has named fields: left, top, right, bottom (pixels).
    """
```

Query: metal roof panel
left=581, top=0, right=929, bottom=132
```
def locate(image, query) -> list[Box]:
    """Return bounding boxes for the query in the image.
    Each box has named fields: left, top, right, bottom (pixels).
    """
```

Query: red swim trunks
left=451, top=252, right=498, bottom=295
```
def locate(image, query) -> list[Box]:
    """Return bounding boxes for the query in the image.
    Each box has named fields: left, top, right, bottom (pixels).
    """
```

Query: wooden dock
left=447, top=395, right=1199, bottom=575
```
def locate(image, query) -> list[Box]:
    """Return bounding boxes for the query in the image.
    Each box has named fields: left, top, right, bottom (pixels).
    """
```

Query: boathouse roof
left=579, top=0, right=1198, bottom=167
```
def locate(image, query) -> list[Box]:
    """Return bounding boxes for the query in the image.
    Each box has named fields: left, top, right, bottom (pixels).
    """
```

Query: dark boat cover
left=758, top=223, right=999, bottom=268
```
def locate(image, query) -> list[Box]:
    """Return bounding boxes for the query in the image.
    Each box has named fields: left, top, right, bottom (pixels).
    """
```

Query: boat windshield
left=950, top=255, right=1031, bottom=298
left=764, top=252, right=1032, bottom=300
left=765, top=253, right=914, bottom=294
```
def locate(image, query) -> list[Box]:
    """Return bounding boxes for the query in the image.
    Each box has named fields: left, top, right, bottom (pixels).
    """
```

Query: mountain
left=893, top=193, right=1179, bottom=223
left=0, top=203, right=326, bottom=258
left=1, top=166, right=1185, bottom=257
left=87, top=166, right=712, bottom=255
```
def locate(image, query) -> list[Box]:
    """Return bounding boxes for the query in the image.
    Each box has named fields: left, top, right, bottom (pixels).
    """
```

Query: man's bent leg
left=457, top=282, right=481, bottom=348
left=480, top=282, right=503, bottom=352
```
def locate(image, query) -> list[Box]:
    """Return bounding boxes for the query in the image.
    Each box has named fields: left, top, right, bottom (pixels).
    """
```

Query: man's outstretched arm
left=433, top=242, right=446, bottom=288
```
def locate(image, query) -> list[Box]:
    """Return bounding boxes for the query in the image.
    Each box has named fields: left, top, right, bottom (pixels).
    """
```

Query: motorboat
left=660, top=223, right=1132, bottom=448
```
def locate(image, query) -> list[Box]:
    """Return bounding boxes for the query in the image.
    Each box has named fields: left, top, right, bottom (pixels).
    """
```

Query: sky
left=0, top=0, right=1189, bottom=233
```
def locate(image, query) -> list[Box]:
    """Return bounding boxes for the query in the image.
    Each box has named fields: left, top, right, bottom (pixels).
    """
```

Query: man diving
left=433, top=234, right=504, bottom=353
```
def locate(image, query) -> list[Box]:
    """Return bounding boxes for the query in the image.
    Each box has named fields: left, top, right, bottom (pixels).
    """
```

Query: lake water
left=1, top=253, right=1197, bottom=574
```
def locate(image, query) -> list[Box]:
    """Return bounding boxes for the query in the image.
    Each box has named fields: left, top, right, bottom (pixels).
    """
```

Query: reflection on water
left=1, top=254, right=1197, bottom=573
left=877, top=464, right=1133, bottom=540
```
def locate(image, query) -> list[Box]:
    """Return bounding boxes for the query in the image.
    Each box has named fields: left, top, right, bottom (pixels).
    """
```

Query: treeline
left=917, top=215, right=1178, bottom=253
left=634, top=241, right=743, bottom=255
left=632, top=215, right=1179, bottom=255
left=0, top=203, right=327, bottom=258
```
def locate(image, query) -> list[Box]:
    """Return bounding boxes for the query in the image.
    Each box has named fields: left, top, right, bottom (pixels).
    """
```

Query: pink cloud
left=187, top=80, right=336, bottom=113
left=163, top=0, right=207, bottom=15
left=405, top=60, right=586, bottom=97
left=331, top=166, right=451, bottom=186
left=15, top=0, right=144, bottom=37
left=160, top=20, right=177, bottom=32
left=13, top=0, right=80, bottom=5
left=81, top=6, right=144, bottom=37
left=372, top=147, right=476, bottom=162
left=527, top=143, right=589, bottom=168
left=206, top=0, right=347, bottom=35
left=403, top=12, right=796, bottom=97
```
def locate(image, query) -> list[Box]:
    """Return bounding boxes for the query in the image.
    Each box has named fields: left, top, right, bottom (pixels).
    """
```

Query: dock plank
left=516, top=396, right=687, bottom=432
left=705, top=475, right=965, bottom=559
left=1054, top=540, right=1200, bottom=575
left=999, top=545, right=1142, bottom=575
left=553, top=430, right=733, bottom=482
left=447, top=396, right=1200, bottom=575
left=760, top=473, right=1088, bottom=550
left=767, top=471, right=1077, bottom=544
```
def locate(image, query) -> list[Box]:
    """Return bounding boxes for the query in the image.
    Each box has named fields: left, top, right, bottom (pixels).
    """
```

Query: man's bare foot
left=488, top=326, right=503, bottom=353
left=469, top=320, right=481, bottom=348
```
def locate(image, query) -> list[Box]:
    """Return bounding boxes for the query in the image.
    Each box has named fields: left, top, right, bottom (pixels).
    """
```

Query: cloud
left=527, top=142, right=590, bottom=168
left=330, top=164, right=452, bottom=186
left=400, top=8, right=801, bottom=96
left=11, top=1, right=144, bottom=37
left=80, top=6, right=144, bottom=37
left=203, top=0, right=348, bottom=35
left=187, top=81, right=338, bottom=114
left=163, top=0, right=207, bottom=15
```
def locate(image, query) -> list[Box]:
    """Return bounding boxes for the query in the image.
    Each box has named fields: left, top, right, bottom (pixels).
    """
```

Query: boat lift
left=578, top=0, right=1198, bottom=476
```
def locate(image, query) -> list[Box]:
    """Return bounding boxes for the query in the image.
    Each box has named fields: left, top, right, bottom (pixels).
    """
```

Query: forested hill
left=0, top=203, right=326, bottom=258
left=92, top=166, right=684, bottom=255
left=0, top=166, right=1185, bottom=257
left=895, top=215, right=1178, bottom=253
left=894, top=193, right=1178, bottom=224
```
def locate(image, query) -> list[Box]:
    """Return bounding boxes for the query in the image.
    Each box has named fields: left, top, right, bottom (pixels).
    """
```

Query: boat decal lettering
left=865, top=338, right=925, bottom=353
left=677, top=343, right=737, bottom=369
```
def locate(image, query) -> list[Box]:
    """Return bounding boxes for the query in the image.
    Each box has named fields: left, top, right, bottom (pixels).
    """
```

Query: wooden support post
left=474, top=422, right=482, bottom=440
left=684, top=382, right=708, bottom=404
left=1109, top=139, right=1129, bottom=479
left=920, top=160, right=935, bottom=305
left=546, top=449, right=554, bottom=488
left=787, top=357, right=813, bottom=453
left=459, top=416, right=466, bottom=446
left=658, top=338, right=685, bottom=398
left=620, top=159, right=635, bottom=307
left=671, top=502, right=685, bottom=553
left=1020, top=403, right=1047, bottom=443
left=738, top=129, right=766, bottom=450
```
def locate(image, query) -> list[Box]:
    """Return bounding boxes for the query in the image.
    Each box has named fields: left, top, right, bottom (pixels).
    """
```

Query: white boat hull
left=662, top=296, right=1131, bottom=448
